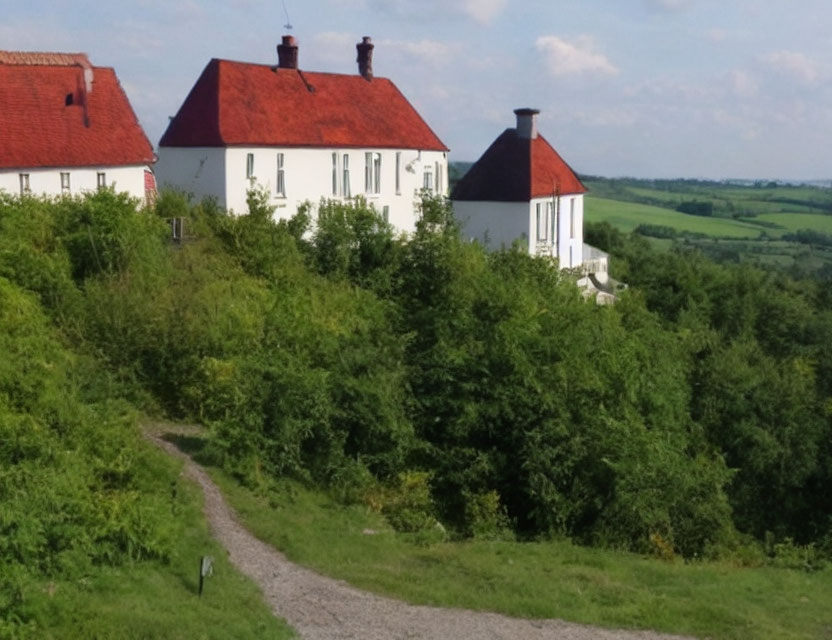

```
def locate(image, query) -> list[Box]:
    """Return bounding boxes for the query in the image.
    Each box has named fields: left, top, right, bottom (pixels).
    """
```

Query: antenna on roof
left=282, top=0, right=293, bottom=30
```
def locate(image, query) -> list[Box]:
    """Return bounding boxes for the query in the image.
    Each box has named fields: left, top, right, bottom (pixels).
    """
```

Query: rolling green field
left=583, top=179, right=832, bottom=274
left=585, top=196, right=764, bottom=237
left=756, top=212, right=832, bottom=234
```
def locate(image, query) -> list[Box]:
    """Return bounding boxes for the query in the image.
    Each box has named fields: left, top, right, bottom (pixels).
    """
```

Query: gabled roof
left=452, top=129, right=586, bottom=202
left=159, top=58, right=448, bottom=151
left=0, top=51, right=154, bottom=170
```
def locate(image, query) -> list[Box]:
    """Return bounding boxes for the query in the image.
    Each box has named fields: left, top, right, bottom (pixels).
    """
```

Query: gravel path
left=146, top=424, right=695, bottom=640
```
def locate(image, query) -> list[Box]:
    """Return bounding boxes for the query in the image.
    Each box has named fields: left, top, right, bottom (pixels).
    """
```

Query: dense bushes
left=0, top=278, right=178, bottom=634
left=3, top=189, right=831, bottom=591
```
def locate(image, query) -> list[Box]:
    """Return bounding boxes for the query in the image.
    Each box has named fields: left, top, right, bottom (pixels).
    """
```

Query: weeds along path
left=145, top=423, right=693, bottom=640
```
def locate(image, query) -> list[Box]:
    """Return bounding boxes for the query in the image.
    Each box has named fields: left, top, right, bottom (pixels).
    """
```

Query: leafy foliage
left=2, top=185, right=831, bottom=625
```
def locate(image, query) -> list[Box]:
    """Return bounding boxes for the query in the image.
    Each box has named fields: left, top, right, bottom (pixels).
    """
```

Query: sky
left=4, top=0, right=832, bottom=180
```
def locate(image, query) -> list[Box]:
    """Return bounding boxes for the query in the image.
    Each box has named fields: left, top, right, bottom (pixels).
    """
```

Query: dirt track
left=147, top=424, right=694, bottom=640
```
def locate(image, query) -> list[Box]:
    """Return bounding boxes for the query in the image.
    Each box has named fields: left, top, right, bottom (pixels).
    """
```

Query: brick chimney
left=277, top=35, right=299, bottom=69
left=514, top=108, right=540, bottom=139
left=357, top=36, right=374, bottom=81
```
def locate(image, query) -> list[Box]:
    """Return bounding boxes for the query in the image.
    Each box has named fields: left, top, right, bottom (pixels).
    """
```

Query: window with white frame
left=536, top=202, right=548, bottom=242
left=423, top=165, right=433, bottom=192
left=276, top=153, right=285, bottom=197
left=395, top=151, right=401, bottom=195
left=365, top=152, right=381, bottom=194
left=19, top=173, right=30, bottom=195
left=435, top=162, right=443, bottom=195
left=342, top=154, right=351, bottom=198
left=547, top=201, right=555, bottom=241
left=332, top=152, right=339, bottom=196
left=246, top=153, right=254, bottom=180
left=570, top=198, right=576, bottom=239
left=60, top=172, right=70, bottom=194
left=97, top=172, right=106, bottom=189
left=382, top=205, right=389, bottom=223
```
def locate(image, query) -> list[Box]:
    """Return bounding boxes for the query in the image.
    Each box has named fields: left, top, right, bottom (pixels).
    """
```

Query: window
left=373, top=153, right=381, bottom=194
left=365, top=152, right=381, bottom=194
left=60, top=172, right=71, bottom=195
left=395, top=152, right=401, bottom=195
left=423, top=166, right=433, bottom=192
left=246, top=153, right=254, bottom=180
left=547, top=201, right=555, bottom=241
left=436, top=162, right=444, bottom=195
left=342, top=154, right=351, bottom=198
left=382, top=205, right=389, bottom=223
left=276, top=153, right=285, bottom=197
left=536, top=202, right=548, bottom=242
left=570, top=198, right=576, bottom=239
left=19, top=173, right=30, bottom=195
left=332, top=152, right=339, bottom=196
left=97, top=172, right=106, bottom=189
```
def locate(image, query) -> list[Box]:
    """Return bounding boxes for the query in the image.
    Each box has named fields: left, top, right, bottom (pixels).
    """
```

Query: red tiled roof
left=159, top=59, right=448, bottom=151
left=452, top=129, right=586, bottom=202
left=0, top=51, right=90, bottom=66
left=0, top=52, right=154, bottom=170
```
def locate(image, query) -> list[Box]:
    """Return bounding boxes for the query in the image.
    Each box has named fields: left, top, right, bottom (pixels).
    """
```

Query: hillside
left=2, top=187, right=832, bottom=637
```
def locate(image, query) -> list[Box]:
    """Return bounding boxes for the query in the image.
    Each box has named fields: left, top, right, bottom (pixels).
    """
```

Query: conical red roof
left=452, top=129, right=586, bottom=201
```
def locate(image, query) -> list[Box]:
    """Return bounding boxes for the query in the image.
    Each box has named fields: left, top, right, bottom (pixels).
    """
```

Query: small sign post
left=199, top=555, right=213, bottom=597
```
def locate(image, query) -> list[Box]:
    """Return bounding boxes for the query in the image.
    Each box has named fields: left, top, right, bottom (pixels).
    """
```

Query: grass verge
left=183, top=440, right=832, bottom=640
left=13, top=443, right=295, bottom=640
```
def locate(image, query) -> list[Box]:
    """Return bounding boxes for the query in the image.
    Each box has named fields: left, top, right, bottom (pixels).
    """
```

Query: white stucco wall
left=157, top=145, right=448, bottom=235
left=455, top=194, right=584, bottom=268
left=455, top=201, right=530, bottom=251
left=529, top=194, right=584, bottom=268
left=0, top=165, right=151, bottom=201
left=154, top=147, right=227, bottom=207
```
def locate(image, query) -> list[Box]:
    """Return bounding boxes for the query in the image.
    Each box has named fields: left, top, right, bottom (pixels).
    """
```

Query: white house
left=453, top=108, right=596, bottom=268
left=156, top=36, right=449, bottom=233
left=0, top=51, right=156, bottom=202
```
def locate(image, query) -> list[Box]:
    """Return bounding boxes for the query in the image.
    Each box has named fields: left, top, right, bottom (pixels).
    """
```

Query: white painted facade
left=156, top=145, right=448, bottom=233
left=0, top=165, right=152, bottom=201
left=456, top=194, right=584, bottom=268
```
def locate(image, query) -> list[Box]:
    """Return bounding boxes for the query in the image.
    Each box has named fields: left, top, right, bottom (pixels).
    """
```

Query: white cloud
left=363, top=0, right=505, bottom=24
left=728, top=70, right=759, bottom=98
left=312, top=32, right=459, bottom=69
left=535, top=35, right=618, bottom=77
left=378, top=38, right=461, bottom=68
left=705, top=28, right=728, bottom=42
left=645, top=0, right=691, bottom=11
left=459, top=0, right=507, bottom=24
left=761, top=50, right=819, bottom=85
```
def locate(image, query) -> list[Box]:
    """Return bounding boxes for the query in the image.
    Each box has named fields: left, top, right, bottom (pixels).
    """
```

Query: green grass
left=756, top=213, right=832, bottom=234
left=585, top=196, right=764, bottom=238
left=183, top=443, right=832, bottom=640
left=16, top=444, right=295, bottom=640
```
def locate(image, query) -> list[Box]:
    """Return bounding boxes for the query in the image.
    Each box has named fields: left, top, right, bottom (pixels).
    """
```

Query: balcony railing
left=581, top=243, right=608, bottom=275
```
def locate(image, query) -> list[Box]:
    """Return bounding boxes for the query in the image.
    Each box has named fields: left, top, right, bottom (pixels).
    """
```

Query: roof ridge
left=0, top=51, right=91, bottom=67
left=213, top=57, right=392, bottom=81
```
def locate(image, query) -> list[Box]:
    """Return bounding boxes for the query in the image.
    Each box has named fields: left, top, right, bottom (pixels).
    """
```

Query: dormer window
left=65, top=93, right=74, bottom=106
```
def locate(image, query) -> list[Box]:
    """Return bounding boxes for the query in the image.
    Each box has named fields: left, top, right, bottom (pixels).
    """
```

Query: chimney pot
left=514, top=108, right=540, bottom=139
left=277, top=35, right=299, bottom=69
left=357, top=36, right=374, bottom=81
